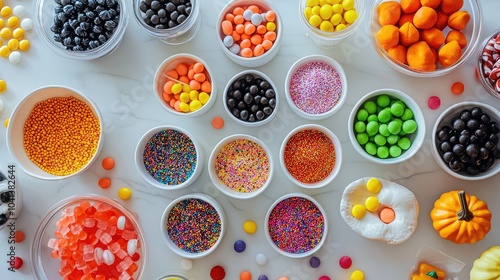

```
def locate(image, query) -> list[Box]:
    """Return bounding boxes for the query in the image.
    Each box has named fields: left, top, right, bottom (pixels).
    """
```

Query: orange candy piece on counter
left=211, top=116, right=225, bottom=130
left=98, top=177, right=111, bottom=189
left=379, top=207, right=396, bottom=224
left=451, top=82, right=464, bottom=95
left=102, top=157, right=115, bottom=170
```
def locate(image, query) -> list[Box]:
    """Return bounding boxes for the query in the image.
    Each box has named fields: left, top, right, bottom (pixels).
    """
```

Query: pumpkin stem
left=426, top=270, right=438, bottom=279
left=457, top=190, right=474, bottom=222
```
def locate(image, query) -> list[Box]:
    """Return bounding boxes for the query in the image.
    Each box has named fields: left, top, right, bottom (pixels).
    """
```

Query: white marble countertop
left=1, top=0, right=499, bottom=279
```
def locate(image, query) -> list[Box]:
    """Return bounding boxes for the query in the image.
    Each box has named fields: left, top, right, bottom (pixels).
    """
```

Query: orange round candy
left=102, top=157, right=115, bottom=170
left=15, top=230, right=25, bottom=243
left=240, top=271, right=252, bottom=280
left=98, top=177, right=111, bottom=189
left=211, top=116, right=224, bottom=129
left=379, top=207, right=395, bottom=224
left=451, top=81, right=464, bottom=94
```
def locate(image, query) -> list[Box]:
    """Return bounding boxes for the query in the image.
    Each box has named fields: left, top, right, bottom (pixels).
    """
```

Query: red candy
left=210, top=265, right=226, bottom=280
left=428, top=96, right=441, bottom=110
left=15, top=230, right=25, bottom=243
left=318, top=276, right=331, bottom=280
left=12, top=256, right=23, bottom=269
left=339, top=255, right=352, bottom=269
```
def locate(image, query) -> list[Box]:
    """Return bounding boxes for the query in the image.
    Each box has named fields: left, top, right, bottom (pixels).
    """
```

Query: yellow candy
left=327, top=0, right=340, bottom=4
left=352, top=204, right=366, bottom=219
left=179, top=92, right=190, bottom=103
left=0, top=19, right=4, bottom=29
left=307, top=0, right=319, bottom=7
left=189, top=90, right=199, bottom=101
left=7, top=16, right=19, bottom=28
left=171, top=83, right=182, bottom=94
left=199, top=92, right=209, bottom=104
left=12, top=28, right=24, bottom=40
left=351, top=270, right=364, bottom=280
left=19, top=39, right=29, bottom=51
left=319, top=0, right=328, bottom=5
left=182, top=84, right=191, bottom=93
left=366, top=177, right=382, bottom=193
left=304, top=7, right=313, bottom=19
left=343, top=0, right=355, bottom=10
left=1, top=27, right=12, bottom=40
left=1, top=6, right=12, bottom=17
left=336, top=23, right=347, bottom=31
left=118, top=187, right=132, bottom=200
left=179, top=102, right=189, bottom=112
left=320, top=20, right=334, bottom=32
left=189, top=100, right=202, bottom=111
left=266, top=22, right=276, bottom=31
left=311, top=5, right=320, bottom=16
left=0, top=45, right=10, bottom=57
left=0, top=80, right=6, bottom=93
left=332, top=3, right=343, bottom=14
left=308, top=14, right=322, bottom=27
left=4, top=117, right=9, bottom=128
left=7, top=39, right=18, bottom=50
left=243, top=220, right=257, bottom=234
left=330, top=13, right=342, bottom=26
left=344, top=10, right=358, bottom=24
left=365, top=196, right=380, bottom=212
left=319, top=4, right=333, bottom=20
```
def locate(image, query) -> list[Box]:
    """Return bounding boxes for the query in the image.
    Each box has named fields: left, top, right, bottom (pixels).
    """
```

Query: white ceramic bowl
left=156, top=273, right=194, bottom=280
left=280, top=124, right=342, bottom=189
left=208, top=134, right=273, bottom=199
left=298, top=0, right=366, bottom=48
left=223, top=70, right=279, bottom=127
left=135, top=125, right=203, bottom=190
left=348, top=88, right=425, bottom=164
left=6, top=86, right=103, bottom=180
left=35, top=0, right=129, bottom=60
left=285, top=55, right=347, bottom=120
left=160, top=193, right=226, bottom=259
left=265, top=193, right=328, bottom=258
left=370, top=0, right=482, bottom=77
left=216, top=0, right=283, bottom=67
left=133, top=0, right=201, bottom=45
left=431, top=102, right=500, bottom=180
left=153, top=53, right=217, bottom=117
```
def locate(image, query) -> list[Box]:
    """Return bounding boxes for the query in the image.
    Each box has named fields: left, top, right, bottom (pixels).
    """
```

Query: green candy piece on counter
left=357, top=133, right=369, bottom=145
left=398, top=137, right=411, bottom=150
left=357, top=109, right=369, bottom=121
left=377, top=146, right=389, bottom=158
left=403, top=119, right=417, bottom=134
left=364, top=100, right=377, bottom=114
left=389, top=145, right=402, bottom=157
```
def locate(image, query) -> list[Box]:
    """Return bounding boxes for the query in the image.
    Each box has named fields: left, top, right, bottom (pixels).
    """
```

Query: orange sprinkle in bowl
left=6, top=86, right=103, bottom=180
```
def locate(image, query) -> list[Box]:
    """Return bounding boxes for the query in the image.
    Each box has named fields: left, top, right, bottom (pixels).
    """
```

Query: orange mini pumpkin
left=430, top=190, right=491, bottom=244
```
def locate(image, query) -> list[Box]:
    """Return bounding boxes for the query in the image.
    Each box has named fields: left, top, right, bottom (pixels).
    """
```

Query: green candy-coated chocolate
left=377, top=146, right=389, bottom=158
left=398, top=137, right=411, bottom=150
left=387, top=135, right=399, bottom=145
left=364, top=100, right=377, bottom=114
left=356, top=133, right=369, bottom=145
left=366, top=121, right=379, bottom=136
left=389, top=145, right=402, bottom=157
left=355, top=121, right=366, bottom=133
left=376, top=94, right=390, bottom=107
left=379, top=123, right=390, bottom=137
left=367, top=114, right=378, bottom=122
left=388, top=120, right=401, bottom=135
left=402, top=119, right=417, bottom=133
left=357, top=109, right=369, bottom=121
left=365, top=142, right=377, bottom=155
left=374, top=134, right=386, bottom=146
left=391, top=102, right=404, bottom=117
left=378, top=108, right=391, bottom=123
left=401, top=108, right=414, bottom=121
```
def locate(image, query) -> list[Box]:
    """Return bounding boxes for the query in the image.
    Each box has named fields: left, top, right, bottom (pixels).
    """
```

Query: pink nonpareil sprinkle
left=428, top=96, right=441, bottom=110
left=289, top=61, right=343, bottom=114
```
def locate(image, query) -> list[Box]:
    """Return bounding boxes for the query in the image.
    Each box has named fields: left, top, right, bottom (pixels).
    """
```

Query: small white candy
left=13, top=5, right=26, bottom=17
left=21, top=18, right=33, bottom=31
left=102, top=250, right=115, bottom=265
left=0, top=99, right=4, bottom=112
left=228, top=44, right=240, bottom=54
left=180, top=258, right=193, bottom=270
left=251, top=13, right=262, bottom=26
left=243, top=9, right=253, bottom=20
left=223, top=35, right=233, bottom=47
left=117, top=215, right=126, bottom=230
left=261, top=13, right=267, bottom=23
left=255, top=253, right=267, bottom=266
left=94, top=247, right=104, bottom=265
left=9, top=51, right=22, bottom=64
left=127, top=239, right=137, bottom=256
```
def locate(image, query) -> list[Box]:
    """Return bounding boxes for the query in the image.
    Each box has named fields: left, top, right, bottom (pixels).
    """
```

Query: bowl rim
left=284, top=54, right=348, bottom=120
left=223, top=69, right=279, bottom=127
left=160, top=193, right=226, bottom=259
left=6, top=85, right=103, bottom=180
left=31, top=194, right=147, bottom=280
left=431, top=101, right=500, bottom=180
left=153, top=53, right=217, bottom=117
left=134, top=125, right=204, bottom=190
left=264, top=192, right=328, bottom=258
left=34, top=0, right=129, bottom=60
left=369, top=0, right=483, bottom=77
left=279, top=124, right=342, bottom=189
left=476, top=29, right=500, bottom=100
left=347, top=88, right=426, bottom=164
left=208, top=134, right=274, bottom=199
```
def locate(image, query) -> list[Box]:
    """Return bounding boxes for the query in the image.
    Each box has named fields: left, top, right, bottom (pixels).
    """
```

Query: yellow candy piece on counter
left=1, top=27, right=12, bottom=40
left=243, top=220, right=257, bottom=234
left=0, top=79, right=6, bottom=93
left=7, top=39, right=18, bottom=50
left=4, top=117, right=9, bottom=128
left=352, top=204, right=366, bottom=219
left=18, top=39, right=29, bottom=51
left=351, top=270, right=365, bottom=280
left=366, top=177, right=382, bottom=193
left=0, top=45, right=10, bottom=57
left=199, top=92, right=210, bottom=104
left=1, top=6, right=12, bottom=17
left=7, top=16, right=19, bottom=28
left=12, top=27, right=24, bottom=40
left=118, top=187, right=132, bottom=200
left=365, top=196, right=380, bottom=212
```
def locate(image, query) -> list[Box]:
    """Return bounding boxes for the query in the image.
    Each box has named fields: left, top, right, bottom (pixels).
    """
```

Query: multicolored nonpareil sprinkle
left=268, top=197, right=324, bottom=254
left=143, top=129, right=197, bottom=186
left=289, top=61, right=343, bottom=114
left=215, top=139, right=270, bottom=193
left=284, top=129, right=336, bottom=183
left=166, top=198, right=221, bottom=254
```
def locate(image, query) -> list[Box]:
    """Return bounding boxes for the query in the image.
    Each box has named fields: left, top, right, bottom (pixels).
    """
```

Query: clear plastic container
left=133, top=0, right=201, bottom=44
left=477, top=29, right=500, bottom=100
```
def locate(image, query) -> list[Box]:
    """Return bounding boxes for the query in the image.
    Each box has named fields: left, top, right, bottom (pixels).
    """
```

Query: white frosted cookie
left=340, top=177, right=419, bottom=244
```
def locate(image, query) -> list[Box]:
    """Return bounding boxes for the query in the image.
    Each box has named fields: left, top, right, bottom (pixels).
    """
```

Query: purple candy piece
left=234, top=239, right=246, bottom=253
left=309, top=256, right=321, bottom=268
left=258, top=276, right=268, bottom=280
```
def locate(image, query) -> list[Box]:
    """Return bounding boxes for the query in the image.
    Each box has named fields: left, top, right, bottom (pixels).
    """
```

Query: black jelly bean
left=0, top=214, right=7, bottom=226
left=0, top=191, right=14, bottom=203
left=140, top=0, right=192, bottom=29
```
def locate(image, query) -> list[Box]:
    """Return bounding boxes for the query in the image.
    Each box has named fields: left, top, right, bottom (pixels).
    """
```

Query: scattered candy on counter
left=221, top=5, right=277, bottom=58
left=339, top=255, right=352, bottom=269
left=23, top=96, right=101, bottom=176
left=480, top=33, right=500, bottom=93
left=278, top=277, right=289, bottom=280
left=102, top=157, right=115, bottom=170
left=118, top=187, right=132, bottom=200
left=215, top=138, right=270, bottom=192
left=255, top=253, right=267, bottom=266
left=4, top=117, right=9, bottom=127
left=283, top=129, right=336, bottom=183
left=354, top=94, right=417, bottom=159
left=0, top=79, right=6, bottom=93
left=138, top=0, right=192, bottom=29
left=50, top=0, right=121, bottom=51
left=98, top=177, right=111, bottom=189
left=451, top=81, right=464, bottom=95
left=226, top=73, right=276, bottom=123
left=211, top=116, right=224, bottom=129
left=428, top=95, right=441, bottom=110
left=0, top=3, right=32, bottom=64
left=318, top=276, right=330, bottom=280
left=289, top=61, right=343, bottom=115
left=47, top=200, right=142, bottom=279
left=240, top=270, right=251, bottom=280
left=233, top=239, right=246, bottom=253
left=243, top=220, right=257, bottom=234
left=268, top=196, right=324, bottom=254
left=210, top=265, right=225, bottom=280
left=162, top=61, right=212, bottom=113
left=304, top=0, right=358, bottom=32
left=258, top=275, right=268, bottom=280
left=309, top=256, right=321, bottom=268
left=180, top=258, right=192, bottom=270
left=351, top=269, right=365, bottom=280
left=143, top=129, right=197, bottom=186
left=12, top=256, right=22, bottom=269
left=14, top=230, right=25, bottom=243
left=166, top=198, right=221, bottom=254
